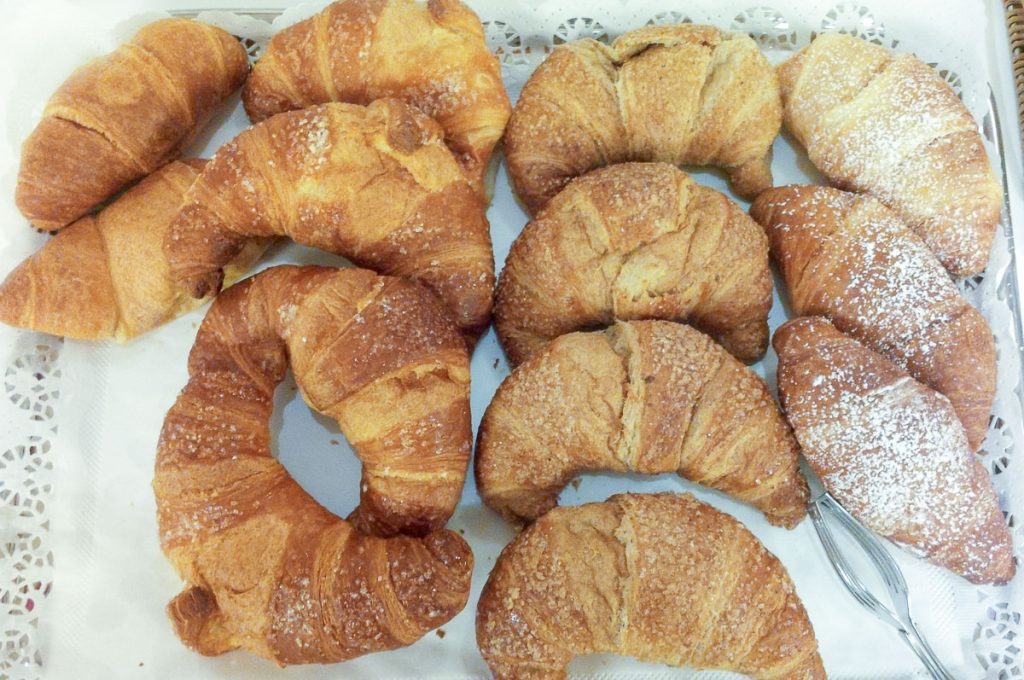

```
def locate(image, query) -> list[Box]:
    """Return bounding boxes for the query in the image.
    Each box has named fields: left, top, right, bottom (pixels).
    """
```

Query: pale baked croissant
left=775, top=317, right=1014, bottom=585
left=477, top=320, right=808, bottom=528
left=505, top=24, right=782, bottom=214
left=751, top=185, right=996, bottom=451
left=165, top=99, right=494, bottom=339
left=477, top=493, right=825, bottom=680
left=778, top=33, right=1001, bottom=276
left=17, top=18, right=249, bottom=232
left=494, top=163, right=772, bottom=366
left=0, top=160, right=265, bottom=341
left=155, top=265, right=475, bottom=662
left=242, top=0, right=511, bottom=194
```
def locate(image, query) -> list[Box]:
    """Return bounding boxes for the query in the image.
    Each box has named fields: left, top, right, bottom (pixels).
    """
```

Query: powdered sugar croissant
left=778, top=33, right=1001, bottom=276
left=775, top=317, right=1014, bottom=585
left=751, top=185, right=996, bottom=451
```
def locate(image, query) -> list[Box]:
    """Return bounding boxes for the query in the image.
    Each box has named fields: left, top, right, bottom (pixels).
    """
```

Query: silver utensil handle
left=809, top=493, right=957, bottom=680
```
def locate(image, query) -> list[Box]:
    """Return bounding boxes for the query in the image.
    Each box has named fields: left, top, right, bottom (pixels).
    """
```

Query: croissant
left=774, top=317, right=1014, bottom=585
left=155, top=265, right=475, bottom=662
left=751, top=185, right=996, bottom=451
left=16, top=18, right=249, bottom=232
left=777, top=33, right=1001, bottom=276
left=477, top=493, right=825, bottom=679
left=242, top=0, right=511, bottom=194
left=477, top=320, right=809, bottom=528
left=165, top=99, right=494, bottom=339
left=504, top=24, right=781, bottom=214
left=157, top=264, right=473, bottom=537
left=0, top=160, right=265, bottom=341
left=494, top=163, right=772, bottom=366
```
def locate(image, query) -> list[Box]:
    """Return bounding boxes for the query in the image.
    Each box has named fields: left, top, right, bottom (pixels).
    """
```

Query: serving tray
left=1, top=1, right=1022, bottom=678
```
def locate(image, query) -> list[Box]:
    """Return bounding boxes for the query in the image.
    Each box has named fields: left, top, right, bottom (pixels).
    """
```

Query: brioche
left=505, top=24, right=782, bottom=213
left=477, top=320, right=808, bottom=527
left=477, top=493, right=825, bottom=679
left=16, top=19, right=248, bottom=232
left=242, top=0, right=511, bottom=194
left=778, top=33, right=1001, bottom=276
left=775, top=317, right=1014, bottom=585
left=165, top=99, right=494, bottom=339
left=494, top=163, right=772, bottom=366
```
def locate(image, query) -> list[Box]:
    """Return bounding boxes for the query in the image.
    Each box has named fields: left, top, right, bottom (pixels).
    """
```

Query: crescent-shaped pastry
left=154, top=265, right=474, bottom=662
left=777, top=33, right=1001, bottom=276
left=477, top=493, right=825, bottom=679
left=164, top=99, right=494, bottom=339
left=505, top=23, right=782, bottom=213
left=242, top=0, right=512, bottom=194
left=751, top=184, right=996, bottom=451
left=494, top=163, right=772, bottom=366
left=16, top=19, right=249, bottom=232
left=476, top=320, right=808, bottom=527
left=0, top=160, right=265, bottom=341
left=774, top=317, right=1014, bottom=585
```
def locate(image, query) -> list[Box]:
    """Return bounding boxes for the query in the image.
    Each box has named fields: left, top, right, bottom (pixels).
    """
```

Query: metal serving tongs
left=806, top=474, right=956, bottom=679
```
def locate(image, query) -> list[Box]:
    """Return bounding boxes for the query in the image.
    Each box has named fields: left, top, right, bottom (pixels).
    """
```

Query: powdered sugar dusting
left=781, top=322, right=1012, bottom=583
left=785, top=34, right=1000, bottom=274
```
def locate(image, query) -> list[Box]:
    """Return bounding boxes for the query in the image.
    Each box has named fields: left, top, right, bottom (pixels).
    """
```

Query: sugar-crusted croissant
left=778, top=33, right=1001, bottom=276
left=0, top=160, right=265, bottom=341
left=494, top=163, right=772, bottom=366
left=242, top=0, right=511, bottom=194
left=155, top=265, right=475, bottom=663
left=16, top=19, right=249, bottom=232
left=156, top=264, right=473, bottom=538
left=477, top=320, right=809, bottom=528
left=505, top=24, right=782, bottom=214
left=751, top=185, right=996, bottom=451
left=775, top=317, right=1014, bottom=585
left=165, top=99, right=494, bottom=339
left=477, top=493, right=825, bottom=680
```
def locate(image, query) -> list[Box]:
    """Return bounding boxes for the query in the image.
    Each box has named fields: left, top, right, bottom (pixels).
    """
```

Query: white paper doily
left=0, top=1, right=1022, bottom=678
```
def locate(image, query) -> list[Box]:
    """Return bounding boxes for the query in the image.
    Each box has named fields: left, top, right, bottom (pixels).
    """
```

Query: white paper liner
left=0, top=1, right=1021, bottom=678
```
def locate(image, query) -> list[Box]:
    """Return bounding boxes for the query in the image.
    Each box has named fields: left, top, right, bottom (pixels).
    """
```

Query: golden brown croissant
left=16, top=19, right=249, bottom=232
left=777, top=33, right=1001, bottom=276
left=242, top=0, right=511, bottom=194
left=477, top=320, right=808, bottom=528
left=504, top=24, right=782, bottom=214
left=165, top=99, right=494, bottom=339
left=156, top=264, right=473, bottom=538
left=751, top=185, right=996, bottom=451
left=477, top=493, right=825, bottom=680
left=775, top=317, right=1014, bottom=585
left=0, top=160, right=265, bottom=341
left=494, top=163, right=772, bottom=366
left=154, top=265, right=475, bottom=662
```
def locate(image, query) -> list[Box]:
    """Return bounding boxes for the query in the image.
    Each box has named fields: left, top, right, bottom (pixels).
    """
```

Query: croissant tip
left=182, top=270, right=225, bottom=299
